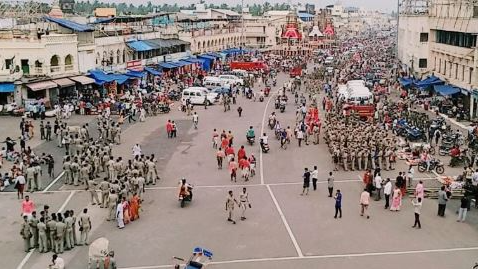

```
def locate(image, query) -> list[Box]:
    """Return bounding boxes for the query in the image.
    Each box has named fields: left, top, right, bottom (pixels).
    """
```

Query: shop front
left=0, top=83, right=15, bottom=105
left=52, top=78, right=77, bottom=104
left=25, top=80, right=58, bottom=108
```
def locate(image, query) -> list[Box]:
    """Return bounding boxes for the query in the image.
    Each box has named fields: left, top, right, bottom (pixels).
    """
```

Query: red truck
left=230, top=61, right=268, bottom=71
left=343, top=104, right=375, bottom=119
left=290, top=66, right=302, bottom=77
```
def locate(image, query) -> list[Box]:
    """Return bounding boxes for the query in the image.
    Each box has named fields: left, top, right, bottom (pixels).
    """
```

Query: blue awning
left=88, top=70, right=130, bottom=85
left=414, top=75, right=444, bottom=88
left=198, top=54, right=216, bottom=61
left=398, top=77, right=413, bottom=87
left=184, top=57, right=205, bottom=64
left=144, top=67, right=162, bottom=76
left=298, top=12, right=314, bottom=18
left=173, top=60, right=192, bottom=67
left=0, top=83, right=14, bottom=93
left=45, top=16, right=93, bottom=32
left=127, top=40, right=153, bottom=52
left=125, top=70, right=145, bottom=78
left=206, top=52, right=222, bottom=58
left=434, top=85, right=461, bottom=96
left=158, top=62, right=176, bottom=69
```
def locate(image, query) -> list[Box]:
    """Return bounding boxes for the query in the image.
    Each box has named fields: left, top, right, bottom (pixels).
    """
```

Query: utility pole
left=241, top=0, right=245, bottom=54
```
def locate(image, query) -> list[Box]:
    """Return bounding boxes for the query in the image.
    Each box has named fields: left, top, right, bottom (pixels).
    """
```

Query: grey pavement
left=2, top=70, right=478, bottom=269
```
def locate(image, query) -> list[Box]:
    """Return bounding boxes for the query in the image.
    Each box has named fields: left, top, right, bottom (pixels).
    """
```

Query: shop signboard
left=126, top=60, right=143, bottom=71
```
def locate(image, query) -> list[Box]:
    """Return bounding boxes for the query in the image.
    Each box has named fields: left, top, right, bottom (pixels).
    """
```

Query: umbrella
left=89, top=237, right=109, bottom=259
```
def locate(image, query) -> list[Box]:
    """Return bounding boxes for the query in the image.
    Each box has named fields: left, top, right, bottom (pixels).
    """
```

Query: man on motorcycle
left=450, top=145, right=461, bottom=166
left=260, top=133, right=269, bottom=151
left=246, top=126, right=255, bottom=140
left=178, top=178, right=192, bottom=199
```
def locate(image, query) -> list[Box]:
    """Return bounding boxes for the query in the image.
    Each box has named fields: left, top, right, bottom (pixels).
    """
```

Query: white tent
left=308, top=26, right=324, bottom=37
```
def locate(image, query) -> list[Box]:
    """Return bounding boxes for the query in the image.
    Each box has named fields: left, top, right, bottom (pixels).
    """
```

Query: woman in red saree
left=122, top=196, right=131, bottom=224
left=129, top=193, right=140, bottom=221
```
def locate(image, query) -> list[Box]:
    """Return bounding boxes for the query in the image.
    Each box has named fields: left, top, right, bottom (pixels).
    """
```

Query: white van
left=230, top=69, right=248, bottom=78
left=346, top=80, right=365, bottom=88
left=218, top=75, right=244, bottom=86
left=346, top=86, right=373, bottom=104
left=182, top=87, right=218, bottom=105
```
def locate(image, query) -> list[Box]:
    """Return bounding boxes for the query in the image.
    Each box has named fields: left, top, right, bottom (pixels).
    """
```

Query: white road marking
left=16, top=190, right=76, bottom=269
left=15, top=249, right=35, bottom=269
left=57, top=190, right=76, bottom=212
left=1, top=179, right=365, bottom=195
left=266, top=184, right=303, bottom=257
left=259, top=92, right=275, bottom=185
left=42, top=171, right=65, bottom=193
left=118, top=246, right=478, bottom=269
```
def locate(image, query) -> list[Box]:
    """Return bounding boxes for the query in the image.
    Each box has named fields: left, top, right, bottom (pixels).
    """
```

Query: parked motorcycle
left=449, top=150, right=470, bottom=167
left=417, top=159, right=445, bottom=174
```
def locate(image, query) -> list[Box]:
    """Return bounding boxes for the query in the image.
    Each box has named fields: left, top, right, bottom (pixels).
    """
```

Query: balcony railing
left=50, top=66, right=61, bottom=73
left=64, top=65, right=74, bottom=71
left=34, top=67, right=43, bottom=74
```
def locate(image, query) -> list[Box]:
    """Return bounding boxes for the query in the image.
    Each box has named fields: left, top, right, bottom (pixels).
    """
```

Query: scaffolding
left=0, top=1, right=47, bottom=29
left=399, top=0, right=431, bottom=15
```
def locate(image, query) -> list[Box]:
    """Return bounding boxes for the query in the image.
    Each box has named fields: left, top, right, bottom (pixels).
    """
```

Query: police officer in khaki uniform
left=64, top=211, right=74, bottom=250
left=63, top=158, right=72, bottom=185
left=70, top=159, right=80, bottom=186
left=84, top=178, right=99, bottom=205
left=106, top=190, right=118, bottom=221
left=47, top=213, right=57, bottom=253
left=78, top=208, right=91, bottom=245
left=29, top=211, right=39, bottom=248
left=20, top=215, right=32, bottom=252
left=26, top=165, right=36, bottom=192
left=37, top=217, right=48, bottom=253
left=225, top=190, right=238, bottom=224
left=55, top=214, right=66, bottom=253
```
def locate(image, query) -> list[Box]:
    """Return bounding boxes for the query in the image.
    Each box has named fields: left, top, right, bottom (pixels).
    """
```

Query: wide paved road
left=2, top=69, right=478, bottom=269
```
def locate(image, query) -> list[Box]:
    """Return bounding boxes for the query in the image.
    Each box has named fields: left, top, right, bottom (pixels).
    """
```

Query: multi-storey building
left=397, top=0, right=431, bottom=78
left=398, top=0, right=478, bottom=117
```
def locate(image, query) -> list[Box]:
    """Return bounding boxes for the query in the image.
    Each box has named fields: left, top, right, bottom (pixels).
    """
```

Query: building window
left=436, top=30, right=477, bottom=48
left=418, top=58, right=427, bottom=68
left=5, top=59, right=13, bottom=69
left=470, top=68, right=474, bottom=84
left=474, top=6, right=478, bottom=18
left=419, top=33, right=428, bottom=42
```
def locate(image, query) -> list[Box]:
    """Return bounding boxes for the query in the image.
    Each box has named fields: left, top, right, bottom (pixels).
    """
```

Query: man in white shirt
left=374, top=173, right=383, bottom=201
left=311, top=166, right=319, bottom=191
left=383, top=178, right=392, bottom=209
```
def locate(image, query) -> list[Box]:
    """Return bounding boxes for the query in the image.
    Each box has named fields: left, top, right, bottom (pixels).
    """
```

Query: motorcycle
left=259, top=96, right=264, bottom=102
left=179, top=185, right=193, bottom=208
left=247, top=136, right=255, bottom=145
left=439, top=143, right=454, bottom=156
left=268, top=118, right=276, bottom=130
left=273, top=80, right=277, bottom=87
left=449, top=150, right=470, bottom=167
left=417, top=159, right=445, bottom=174
left=260, top=142, right=270, bottom=153
left=406, top=127, right=426, bottom=141
left=279, top=103, right=286, bottom=113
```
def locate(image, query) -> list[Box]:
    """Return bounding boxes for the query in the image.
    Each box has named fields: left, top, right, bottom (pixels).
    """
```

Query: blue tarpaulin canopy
left=398, top=77, right=413, bottom=87
left=45, top=16, right=93, bottom=32
left=174, top=60, right=192, bottom=67
left=198, top=54, right=216, bottom=60
left=126, top=40, right=153, bottom=52
left=144, top=67, right=162, bottom=76
left=0, top=83, right=15, bottom=93
left=206, top=52, right=222, bottom=58
left=158, top=62, right=177, bottom=69
left=125, top=70, right=145, bottom=78
left=414, top=75, right=444, bottom=88
left=434, top=84, right=461, bottom=96
left=88, top=70, right=130, bottom=85
left=184, top=57, right=205, bottom=64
